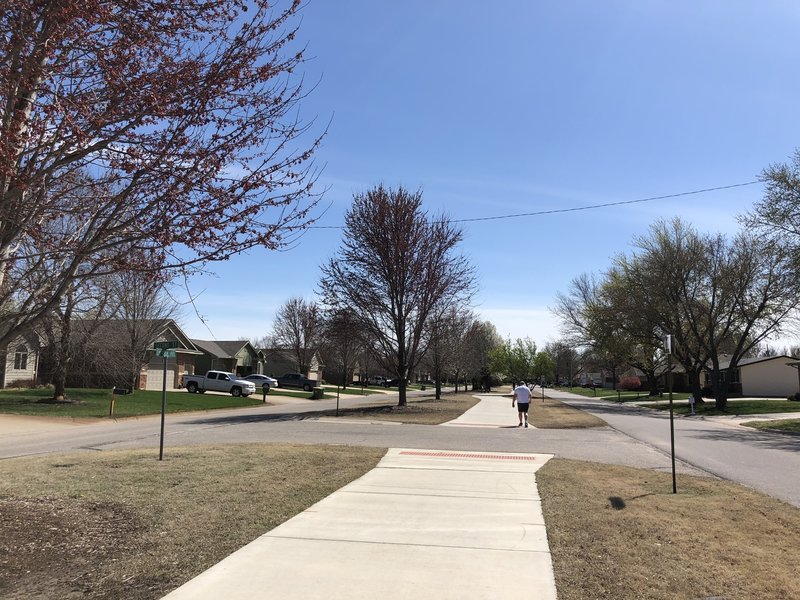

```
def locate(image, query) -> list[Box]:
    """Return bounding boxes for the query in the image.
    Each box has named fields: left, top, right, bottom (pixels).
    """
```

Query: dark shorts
left=517, top=402, right=530, bottom=413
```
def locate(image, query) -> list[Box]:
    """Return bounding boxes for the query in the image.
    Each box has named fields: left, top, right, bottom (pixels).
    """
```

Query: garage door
left=146, top=367, right=177, bottom=390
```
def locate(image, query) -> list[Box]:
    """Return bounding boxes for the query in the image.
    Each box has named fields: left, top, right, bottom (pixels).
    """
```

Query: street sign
left=154, top=341, right=179, bottom=358
left=154, top=341, right=179, bottom=349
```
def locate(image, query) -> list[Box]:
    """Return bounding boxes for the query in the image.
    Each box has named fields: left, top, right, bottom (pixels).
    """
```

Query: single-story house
left=32, top=318, right=201, bottom=391
left=54, top=318, right=202, bottom=391
left=192, top=340, right=261, bottom=378
left=0, top=332, right=41, bottom=388
left=576, top=372, right=605, bottom=387
left=709, top=355, right=800, bottom=398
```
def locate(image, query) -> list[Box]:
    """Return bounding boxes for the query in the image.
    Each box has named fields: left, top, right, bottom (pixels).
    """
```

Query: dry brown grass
left=0, top=444, right=385, bottom=600
left=537, top=458, right=800, bottom=600
left=532, top=396, right=607, bottom=428
left=313, top=392, right=480, bottom=425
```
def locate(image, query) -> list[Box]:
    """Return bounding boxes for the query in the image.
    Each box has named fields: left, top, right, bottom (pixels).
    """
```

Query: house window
left=13, top=346, right=28, bottom=370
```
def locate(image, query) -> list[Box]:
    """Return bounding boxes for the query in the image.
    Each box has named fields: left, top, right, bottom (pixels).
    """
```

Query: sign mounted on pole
left=152, top=341, right=180, bottom=460
left=154, top=341, right=179, bottom=358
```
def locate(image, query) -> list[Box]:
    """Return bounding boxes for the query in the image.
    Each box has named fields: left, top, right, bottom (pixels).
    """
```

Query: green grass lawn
left=650, top=398, right=800, bottom=416
left=741, top=418, right=800, bottom=434
left=320, top=385, right=381, bottom=396
left=608, top=391, right=693, bottom=402
left=0, top=387, right=265, bottom=418
left=552, top=386, right=691, bottom=402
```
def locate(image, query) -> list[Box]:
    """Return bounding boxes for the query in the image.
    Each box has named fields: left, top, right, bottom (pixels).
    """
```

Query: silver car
left=244, top=374, right=279, bottom=393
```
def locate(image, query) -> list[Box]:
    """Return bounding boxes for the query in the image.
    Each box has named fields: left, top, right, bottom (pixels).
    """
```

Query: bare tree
left=0, top=1, right=321, bottom=348
left=39, top=278, right=113, bottom=399
left=319, top=307, right=363, bottom=388
left=103, top=272, right=182, bottom=391
left=544, top=340, right=580, bottom=387
left=321, top=185, right=475, bottom=406
left=744, top=149, right=800, bottom=254
left=272, top=297, right=321, bottom=374
left=423, top=306, right=473, bottom=398
left=52, top=270, right=181, bottom=393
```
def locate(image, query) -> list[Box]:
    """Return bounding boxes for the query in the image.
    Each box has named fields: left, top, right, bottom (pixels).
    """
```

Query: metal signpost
left=153, top=341, right=179, bottom=461
left=664, top=334, right=677, bottom=494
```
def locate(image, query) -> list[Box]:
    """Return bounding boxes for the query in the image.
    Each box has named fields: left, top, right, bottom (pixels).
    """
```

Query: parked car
left=368, top=375, right=388, bottom=386
left=182, top=371, right=256, bottom=397
left=243, top=374, right=279, bottom=393
left=383, top=378, right=408, bottom=387
left=276, top=373, right=317, bottom=391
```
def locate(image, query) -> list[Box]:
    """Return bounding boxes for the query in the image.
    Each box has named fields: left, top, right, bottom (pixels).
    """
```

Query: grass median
left=309, top=392, right=480, bottom=425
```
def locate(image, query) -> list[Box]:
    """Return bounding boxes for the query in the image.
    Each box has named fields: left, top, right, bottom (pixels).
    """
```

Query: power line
left=452, top=181, right=760, bottom=223
left=309, top=180, right=761, bottom=228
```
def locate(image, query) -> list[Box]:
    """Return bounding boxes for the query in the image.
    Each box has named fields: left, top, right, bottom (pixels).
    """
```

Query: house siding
left=1, top=335, right=39, bottom=388
left=741, top=358, right=800, bottom=397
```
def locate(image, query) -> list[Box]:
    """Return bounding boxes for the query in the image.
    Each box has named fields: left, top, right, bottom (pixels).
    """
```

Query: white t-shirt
left=513, top=385, right=532, bottom=403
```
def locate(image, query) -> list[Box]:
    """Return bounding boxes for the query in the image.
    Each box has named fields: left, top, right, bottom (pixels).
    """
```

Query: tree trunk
left=52, top=304, right=74, bottom=400
left=643, top=369, right=659, bottom=396
left=709, top=365, right=728, bottom=410
left=52, top=356, right=68, bottom=400
left=687, top=368, right=704, bottom=403
left=128, top=368, right=140, bottom=393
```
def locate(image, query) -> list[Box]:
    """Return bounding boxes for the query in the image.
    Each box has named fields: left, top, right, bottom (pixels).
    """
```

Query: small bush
left=788, top=393, right=800, bottom=402
left=618, top=376, right=641, bottom=391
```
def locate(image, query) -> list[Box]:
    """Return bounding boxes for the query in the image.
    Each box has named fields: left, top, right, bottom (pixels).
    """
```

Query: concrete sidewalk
left=442, top=391, right=547, bottom=429
left=162, top=446, right=556, bottom=599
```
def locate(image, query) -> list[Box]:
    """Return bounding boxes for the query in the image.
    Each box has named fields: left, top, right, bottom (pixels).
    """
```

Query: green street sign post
left=153, top=342, right=180, bottom=460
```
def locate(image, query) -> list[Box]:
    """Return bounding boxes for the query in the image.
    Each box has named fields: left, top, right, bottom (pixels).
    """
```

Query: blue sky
left=177, top=1, right=800, bottom=348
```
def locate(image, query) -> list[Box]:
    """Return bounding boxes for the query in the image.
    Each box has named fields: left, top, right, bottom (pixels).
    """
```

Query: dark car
left=382, top=378, right=408, bottom=387
left=276, top=373, right=317, bottom=391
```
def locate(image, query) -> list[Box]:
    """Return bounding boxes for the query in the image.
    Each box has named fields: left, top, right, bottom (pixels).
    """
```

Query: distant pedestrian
left=512, top=381, right=531, bottom=427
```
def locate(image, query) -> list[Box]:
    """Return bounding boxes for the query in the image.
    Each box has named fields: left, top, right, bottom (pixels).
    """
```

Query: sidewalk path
left=442, top=390, right=547, bottom=429
left=162, top=447, right=556, bottom=600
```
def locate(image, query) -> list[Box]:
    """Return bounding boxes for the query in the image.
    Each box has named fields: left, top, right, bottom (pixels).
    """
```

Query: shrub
left=788, top=393, right=800, bottom=402
left=618, top=376, right=641, bottom=391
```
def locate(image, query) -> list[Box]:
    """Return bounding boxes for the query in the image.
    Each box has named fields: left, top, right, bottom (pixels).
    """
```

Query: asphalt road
left=550, top=389, right=800, bottom=508
left=2, top=388, right=797, bottom=507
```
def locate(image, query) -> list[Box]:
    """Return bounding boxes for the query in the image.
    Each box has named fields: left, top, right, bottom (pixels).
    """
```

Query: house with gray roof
left=191, top=340, right=261, bottom=377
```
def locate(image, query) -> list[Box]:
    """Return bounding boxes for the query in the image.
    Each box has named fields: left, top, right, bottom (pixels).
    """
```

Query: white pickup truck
left=182, top=370, right=256, bottom=397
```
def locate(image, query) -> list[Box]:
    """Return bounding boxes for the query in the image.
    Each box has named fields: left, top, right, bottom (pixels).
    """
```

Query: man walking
left=512, top=381, right=532, bottom=427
